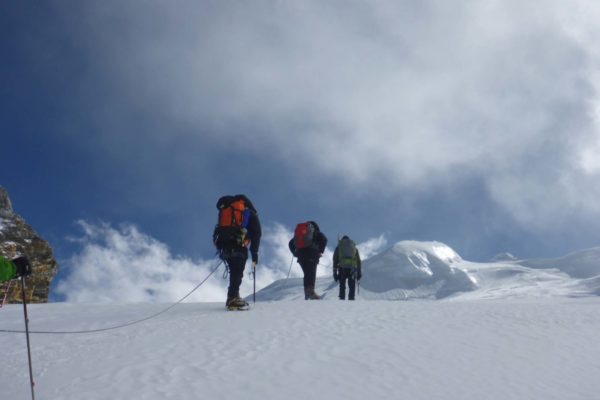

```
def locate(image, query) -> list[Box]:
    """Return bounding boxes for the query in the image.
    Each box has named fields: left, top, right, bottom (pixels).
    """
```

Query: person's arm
left=288, top=238, right=296, bottom=257
left=333, top=247, right=340, bottom=281
left=212, top=225, right=219, bottom=247
left=356, top=249, right=362, bottom=280
left=319, top=232, right=328, bottom=254
left=333, top=247, right=340, bottom=269
left=247, top=211, right=262, bottom=263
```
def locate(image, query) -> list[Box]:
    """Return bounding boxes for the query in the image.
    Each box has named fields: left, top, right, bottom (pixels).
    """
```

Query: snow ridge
left=256, top=241, right=600, bottom=301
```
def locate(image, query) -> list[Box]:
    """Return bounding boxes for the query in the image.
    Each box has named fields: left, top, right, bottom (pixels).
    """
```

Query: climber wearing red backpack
left=288, top=221, right=328, bottom=300
left=213, top=195, right=262, bottom=310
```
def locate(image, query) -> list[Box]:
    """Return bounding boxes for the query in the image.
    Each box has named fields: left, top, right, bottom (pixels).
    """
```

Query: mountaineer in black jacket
left=213, top=194, right=261, bottom=309
left=288, top=221, right=328, bottom=300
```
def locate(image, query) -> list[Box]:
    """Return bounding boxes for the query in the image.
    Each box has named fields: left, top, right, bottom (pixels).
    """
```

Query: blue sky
left=3, top=1, right=600, bottom=300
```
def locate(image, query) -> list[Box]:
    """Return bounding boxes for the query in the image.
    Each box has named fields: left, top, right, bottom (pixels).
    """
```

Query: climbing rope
left=0, top=260, right=223, bottom=335
left=1, top=280, right=12, bottom=307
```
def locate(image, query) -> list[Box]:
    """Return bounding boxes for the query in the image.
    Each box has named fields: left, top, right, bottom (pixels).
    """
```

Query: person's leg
left=226, top=256, right=247, bottom=305
left=300, top=260, right=320, bottom=299
left=339, top=272, right=346, bottom=300
left=299, top=260, right=310, bottom=299
left=348, top=272, right=356, bottom=300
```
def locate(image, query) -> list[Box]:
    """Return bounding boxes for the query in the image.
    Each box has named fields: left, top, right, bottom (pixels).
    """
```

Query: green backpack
left=338, top=237, right=358, bottom=269
left=0, top=256, right=16, bottom=282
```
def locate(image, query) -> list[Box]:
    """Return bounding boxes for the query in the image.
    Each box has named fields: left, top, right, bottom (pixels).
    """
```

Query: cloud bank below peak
left=53, top=221, right=388, bottom=303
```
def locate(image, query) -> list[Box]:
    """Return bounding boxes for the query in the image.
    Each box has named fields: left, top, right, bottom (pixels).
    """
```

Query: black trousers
left=338, top=268, right=356, bottom=300
left=298, top=258, right=318, bottom=289
left=224, top=255, right=247, bottom=299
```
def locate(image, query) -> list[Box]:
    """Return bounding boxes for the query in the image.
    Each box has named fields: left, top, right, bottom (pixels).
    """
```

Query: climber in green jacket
left=0, top=255, right=31, bottom=282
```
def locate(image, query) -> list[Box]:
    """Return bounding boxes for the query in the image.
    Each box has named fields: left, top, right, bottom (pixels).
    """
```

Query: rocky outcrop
left=0, top=186, right=57, bottom=303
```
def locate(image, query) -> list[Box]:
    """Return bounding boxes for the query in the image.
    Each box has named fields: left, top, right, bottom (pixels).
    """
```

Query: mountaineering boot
left=226, top=297, right=248, bottom=309
left=306, top=285, right=322, bottom=300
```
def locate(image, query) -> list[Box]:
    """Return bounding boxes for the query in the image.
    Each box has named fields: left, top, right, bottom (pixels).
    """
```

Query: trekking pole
left=19, top=276, right=35, bottom=400
left=252, top=262, right=256, bottom=304
left=286, top=256, right=294, bottom=279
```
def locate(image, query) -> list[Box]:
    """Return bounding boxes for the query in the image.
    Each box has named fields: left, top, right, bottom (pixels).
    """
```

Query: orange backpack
left=214, top=195, right=250, bottom=249
left=218, top=198, right=246, bottom=228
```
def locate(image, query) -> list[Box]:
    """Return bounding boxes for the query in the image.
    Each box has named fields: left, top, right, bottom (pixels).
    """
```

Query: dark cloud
left=4, top=1, right=600, bottom=261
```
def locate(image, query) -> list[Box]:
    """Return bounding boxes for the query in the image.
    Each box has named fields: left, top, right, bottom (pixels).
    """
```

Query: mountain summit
left=0, top=186, right=12, bottom=216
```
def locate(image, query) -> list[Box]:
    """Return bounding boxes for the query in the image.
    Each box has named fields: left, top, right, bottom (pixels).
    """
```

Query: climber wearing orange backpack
left=288, top=221, right=328, bottom=300
left=213, top=195, right=261, bottom=309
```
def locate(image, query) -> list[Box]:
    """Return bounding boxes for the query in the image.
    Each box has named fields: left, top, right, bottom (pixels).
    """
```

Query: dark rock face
left=0, top=186, right=57, bottom=303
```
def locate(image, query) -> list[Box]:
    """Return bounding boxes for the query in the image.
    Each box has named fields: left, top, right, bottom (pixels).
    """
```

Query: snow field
left=2, top=299, right=600, bottom=400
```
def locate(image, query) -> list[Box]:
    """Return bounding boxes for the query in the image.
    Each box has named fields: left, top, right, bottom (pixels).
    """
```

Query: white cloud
left=357, top=235, right=388, bottom=260
left=55, top=221, right=388, bottom=303
left=59, top=1, right=600, bottom=231
left=56, top=221, right=227, bottom=303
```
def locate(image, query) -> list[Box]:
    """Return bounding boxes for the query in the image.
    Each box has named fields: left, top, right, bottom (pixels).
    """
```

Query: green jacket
left=0, top=255, right=17, bottom=282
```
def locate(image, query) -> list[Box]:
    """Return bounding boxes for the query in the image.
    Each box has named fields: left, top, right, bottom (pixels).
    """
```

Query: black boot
left=306, top=285, right=321, bottom=300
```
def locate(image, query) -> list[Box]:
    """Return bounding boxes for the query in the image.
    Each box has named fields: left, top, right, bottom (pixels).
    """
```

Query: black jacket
left=288, top=221, right=327, bottom=262
left=246, top=210, right=262, bottom=259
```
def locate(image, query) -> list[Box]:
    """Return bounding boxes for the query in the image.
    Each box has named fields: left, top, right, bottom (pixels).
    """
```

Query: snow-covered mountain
left=255, top=241, right=600, bottom=301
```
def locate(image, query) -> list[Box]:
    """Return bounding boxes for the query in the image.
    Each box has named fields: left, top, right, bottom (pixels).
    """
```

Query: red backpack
left=294, top=222, right=316, bottom=250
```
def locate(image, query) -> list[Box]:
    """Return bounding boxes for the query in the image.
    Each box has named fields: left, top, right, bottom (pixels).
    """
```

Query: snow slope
left=1, top=299, right=600, bottom=400
left=256, top=241, right=600, bottom=301
left=3, top=240, right=600, bottom=399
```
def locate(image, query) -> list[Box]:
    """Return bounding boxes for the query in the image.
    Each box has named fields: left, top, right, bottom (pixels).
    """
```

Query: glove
left=333, top=269, right=339, bottom=282
left=12, top=256, right=32, bottom=278
left=357, top=272, right=362, bottom=281
left=251, top=252, right=258, bottom=264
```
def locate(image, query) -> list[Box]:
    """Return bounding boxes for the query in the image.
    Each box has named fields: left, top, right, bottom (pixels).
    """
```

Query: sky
left=3, top=1, right=600, bottom=301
